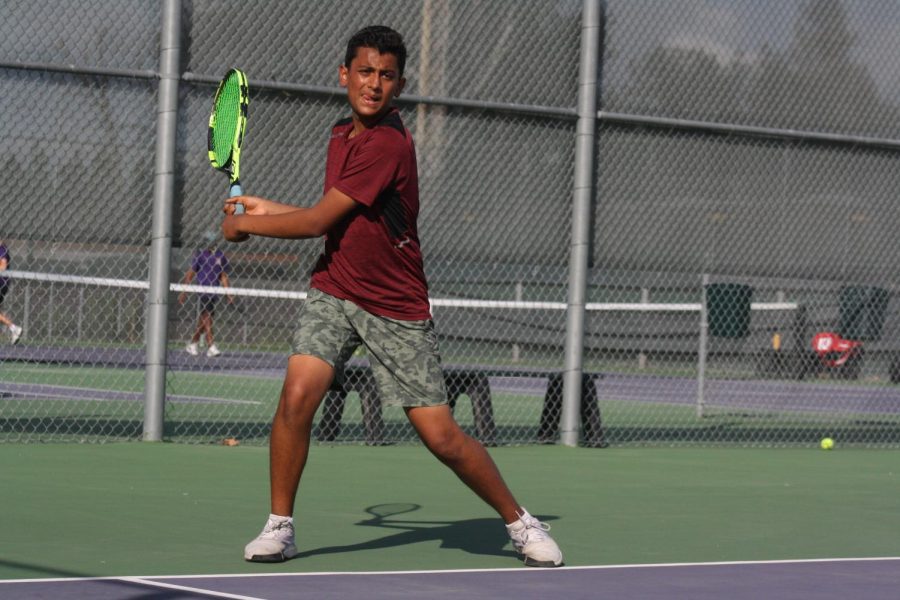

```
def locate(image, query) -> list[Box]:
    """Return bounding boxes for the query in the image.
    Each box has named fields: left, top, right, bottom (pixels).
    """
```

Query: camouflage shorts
left=292, top=289, right=447, bottom=407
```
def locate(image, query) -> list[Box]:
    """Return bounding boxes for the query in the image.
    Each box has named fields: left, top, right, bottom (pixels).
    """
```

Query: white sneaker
left=506, top=508, right=563, bottom=567
left=244, top=517, right=297, bottom=563
left=206, top=344, right=221, bottom=357
left=9, top=325, right=22, bottom=345
left=185, top=342, right=199, bottom=356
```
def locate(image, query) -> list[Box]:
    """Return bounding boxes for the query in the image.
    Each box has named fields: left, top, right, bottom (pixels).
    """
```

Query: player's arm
left=178, top=268, right=196, bottom=304
left=0, top=257, right=7, bottom=271
left=222, top=187, right=358, bottom=242
left=219, top=272, right=234, bottom=303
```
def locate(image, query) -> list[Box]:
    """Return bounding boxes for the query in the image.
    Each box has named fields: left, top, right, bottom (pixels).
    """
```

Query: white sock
left=506, top=507, right=533, bottom=529
left=268, top=513, right=292, bottom=524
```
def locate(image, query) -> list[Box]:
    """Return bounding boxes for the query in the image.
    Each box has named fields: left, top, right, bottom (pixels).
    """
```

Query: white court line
left=120, top=577, right=266, bottom=600
left=0, top=383, right=263, bottom=405
left=3, top=556, right=898, bottom=584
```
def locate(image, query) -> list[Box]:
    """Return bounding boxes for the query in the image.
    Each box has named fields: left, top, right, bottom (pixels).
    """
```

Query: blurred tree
left=751, top=0, right=898, bottom=135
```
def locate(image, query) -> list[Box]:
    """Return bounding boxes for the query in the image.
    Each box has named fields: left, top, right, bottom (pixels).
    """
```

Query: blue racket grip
left=230, top=183, right=245, bottom=214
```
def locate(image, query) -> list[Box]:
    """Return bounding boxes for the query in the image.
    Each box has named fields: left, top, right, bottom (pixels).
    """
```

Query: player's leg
left=357, top=303, right=564, bottom=567
left=405, top=406, right=563, bottom=567
left=349, top=303, right=518, bottom=515
left=0, top=286, right=22, bottom=343
left=0, top=311, right=20, bottom=344
left=202, top=299, right=222, bottom=356
left=199, top=310, right=212, bottom=343
left=269, top=354, right=334, bottom=516
left=244, top=290, right=359, bottom=563
left=405, top=404, right=519, bottom=520
left=244, top=354, right=333, bottom=563
left=185, top=298, right=205, bottom=354
left=201, top=297, right=217, bottom=343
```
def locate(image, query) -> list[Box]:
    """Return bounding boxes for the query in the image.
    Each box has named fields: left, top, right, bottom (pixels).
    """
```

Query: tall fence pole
left=561, top=0, right=602, bottom=447
left=144, top=0, right=182, bottom=441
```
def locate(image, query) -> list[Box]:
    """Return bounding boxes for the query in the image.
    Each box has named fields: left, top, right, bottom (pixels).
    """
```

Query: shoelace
left=261, top=520, right=293, bottom=539
left=518, top=516, right=552, bottom=542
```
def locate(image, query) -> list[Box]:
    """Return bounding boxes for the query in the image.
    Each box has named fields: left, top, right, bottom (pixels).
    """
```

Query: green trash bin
left=706, top=283, right=753, bottom=339
left=839, top=286, right=889, bottom=342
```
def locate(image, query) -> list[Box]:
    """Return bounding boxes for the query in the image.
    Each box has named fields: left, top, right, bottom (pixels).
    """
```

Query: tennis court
left=6, top=561, right=900, bottom=600
left=5, top=1, right=900, bottom=598
left=1, top=444, right=898, bottom=598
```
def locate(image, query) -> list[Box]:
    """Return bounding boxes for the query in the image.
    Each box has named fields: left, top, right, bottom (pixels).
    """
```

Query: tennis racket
left=208, top=68, right=249, bottom=214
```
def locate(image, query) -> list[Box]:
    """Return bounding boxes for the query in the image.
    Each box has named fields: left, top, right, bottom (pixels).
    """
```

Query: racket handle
left=230, top=183, right=245, bottom=215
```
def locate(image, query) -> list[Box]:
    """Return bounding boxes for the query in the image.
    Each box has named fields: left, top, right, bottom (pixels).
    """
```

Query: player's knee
left=421, top=427, right=467, bottom=463
left=277, top=383, right=323, bottom=427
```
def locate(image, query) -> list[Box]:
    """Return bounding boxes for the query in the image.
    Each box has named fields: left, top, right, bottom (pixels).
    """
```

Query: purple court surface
left=4, top=344, right=900, bottom=416
left=2, top=558, right=899, bottom=600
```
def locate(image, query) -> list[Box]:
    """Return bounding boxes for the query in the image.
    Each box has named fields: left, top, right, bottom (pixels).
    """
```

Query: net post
left=638, top=287, right=649, bottom=369
left=144, top=0, right=182, bottom=442
left=697, top=274, right=710, bottom=418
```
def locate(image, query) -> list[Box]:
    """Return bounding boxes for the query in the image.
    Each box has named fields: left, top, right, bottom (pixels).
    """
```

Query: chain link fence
left=2, top=0, right=900, bottom=447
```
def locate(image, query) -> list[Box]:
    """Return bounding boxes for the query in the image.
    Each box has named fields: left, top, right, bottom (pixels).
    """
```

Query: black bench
left=316, top=363, right=606, bottom=447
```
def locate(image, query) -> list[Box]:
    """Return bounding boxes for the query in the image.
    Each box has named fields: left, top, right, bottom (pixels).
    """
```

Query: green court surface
left=1, top=444, right=898, bottom=580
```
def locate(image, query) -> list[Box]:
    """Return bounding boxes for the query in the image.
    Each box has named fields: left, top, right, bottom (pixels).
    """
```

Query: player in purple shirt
left=0, top=243, right=23, bottom=344
left=178, top=233, right=233, bottom=357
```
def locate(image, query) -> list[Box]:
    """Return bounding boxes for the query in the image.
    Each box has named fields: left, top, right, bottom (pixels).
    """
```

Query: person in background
left=0, top=242, right=23, bottom=345
left=178, top=231, right=233, bottom=357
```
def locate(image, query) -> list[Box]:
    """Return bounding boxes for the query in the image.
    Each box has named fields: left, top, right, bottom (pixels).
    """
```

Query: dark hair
left=344, top=25, right=407, bottom=77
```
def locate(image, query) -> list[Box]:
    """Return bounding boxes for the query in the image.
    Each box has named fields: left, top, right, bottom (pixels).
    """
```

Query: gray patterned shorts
left=292, top=289, right=447, bottom=407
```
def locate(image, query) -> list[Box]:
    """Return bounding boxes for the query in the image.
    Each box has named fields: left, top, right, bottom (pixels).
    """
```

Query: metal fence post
left=561, top=0, right=602, bottom=447
left=697, top=274, right=710, bottom=418
left=144, top=0, right=182, bottom=441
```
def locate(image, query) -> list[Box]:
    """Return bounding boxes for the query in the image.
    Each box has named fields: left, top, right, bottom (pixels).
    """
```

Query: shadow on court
left=289, top=504, right=558, bottom=562
left=0, top=558, right=95, bottom=579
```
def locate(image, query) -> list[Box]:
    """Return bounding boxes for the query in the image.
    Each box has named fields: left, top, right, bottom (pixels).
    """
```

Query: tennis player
left=222, top=25, right=562, bottom=568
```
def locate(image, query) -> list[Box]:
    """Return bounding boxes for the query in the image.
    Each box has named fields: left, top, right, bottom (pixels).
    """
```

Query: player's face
left=339, top=47, right=405, bottom=127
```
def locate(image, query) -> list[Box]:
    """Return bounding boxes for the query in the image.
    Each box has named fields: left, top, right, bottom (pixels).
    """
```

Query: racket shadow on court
left=289, top=503, right=559, bottom=561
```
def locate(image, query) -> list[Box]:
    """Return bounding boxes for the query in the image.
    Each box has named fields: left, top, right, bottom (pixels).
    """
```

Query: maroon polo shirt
left=309, top=109, right=431, bottom=320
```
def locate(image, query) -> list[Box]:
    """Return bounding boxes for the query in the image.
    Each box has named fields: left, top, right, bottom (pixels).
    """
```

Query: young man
left=222, top=26, right=562, bottom=568
left=0, top=242, right=23, bottom=345
left=178, top=231, right=232, bottom=357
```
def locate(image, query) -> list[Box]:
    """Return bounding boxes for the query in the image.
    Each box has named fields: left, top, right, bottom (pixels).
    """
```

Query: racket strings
left=211, top=82, right=241, bottom=161
left=209, top=69, right=248, bottom=176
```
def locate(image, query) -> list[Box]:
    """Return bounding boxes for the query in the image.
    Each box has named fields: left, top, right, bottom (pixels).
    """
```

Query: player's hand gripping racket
left=208, top=68, right=249, bottom=214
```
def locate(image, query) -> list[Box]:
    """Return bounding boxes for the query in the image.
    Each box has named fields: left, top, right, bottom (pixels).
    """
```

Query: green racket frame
left=208, top=68, right=249, bottom=211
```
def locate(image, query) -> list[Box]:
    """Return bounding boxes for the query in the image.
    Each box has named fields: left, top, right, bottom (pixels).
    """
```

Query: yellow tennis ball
left=820, top=437, right=834, bottom=450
